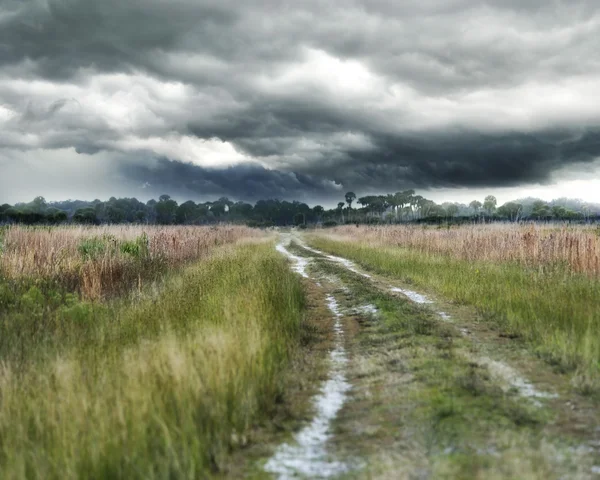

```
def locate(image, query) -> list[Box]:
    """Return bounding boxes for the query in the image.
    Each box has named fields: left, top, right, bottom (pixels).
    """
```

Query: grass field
left=0, top=226, right=306, bottom=479
left=4, top=222, right=600, bottom=479
left=307, top=224, right=600, bottom=390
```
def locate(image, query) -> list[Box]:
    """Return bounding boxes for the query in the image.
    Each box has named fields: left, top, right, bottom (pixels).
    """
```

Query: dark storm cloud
left=1, top=0, right=600, bottom=202
left=119, top=158, right=342, bottom=203
left=306, top=129, right=600, bottom=191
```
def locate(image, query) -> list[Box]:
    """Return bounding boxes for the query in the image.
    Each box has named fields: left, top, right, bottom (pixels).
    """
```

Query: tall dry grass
left=328, top=223, right=600, bottom=276
left=0, top=242, right=305, bottom=479
left=0, top=225, right=260, bottom=299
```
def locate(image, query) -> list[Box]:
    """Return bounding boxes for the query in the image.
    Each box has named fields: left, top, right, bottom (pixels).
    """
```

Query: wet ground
left=263, top=233, right=600, bottom=479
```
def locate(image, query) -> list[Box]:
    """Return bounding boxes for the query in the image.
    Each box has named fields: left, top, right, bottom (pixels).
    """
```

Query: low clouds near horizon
left=2, top=0, right=600, bottom=204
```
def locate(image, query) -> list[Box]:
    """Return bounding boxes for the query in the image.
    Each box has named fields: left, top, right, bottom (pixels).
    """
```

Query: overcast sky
left=1, top=0, right=600, bottom=206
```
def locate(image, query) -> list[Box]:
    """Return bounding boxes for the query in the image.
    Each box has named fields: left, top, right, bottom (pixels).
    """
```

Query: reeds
left=0, top=225, right=260, bottom=299
left=327, top=223, right=600, bottom=276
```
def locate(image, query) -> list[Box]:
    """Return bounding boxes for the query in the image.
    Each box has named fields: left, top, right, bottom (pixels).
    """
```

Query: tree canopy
left=1, top=192, right=598, bottom=226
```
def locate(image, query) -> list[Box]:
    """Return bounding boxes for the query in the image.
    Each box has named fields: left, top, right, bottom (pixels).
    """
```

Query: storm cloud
left=1, top=0, right=600, bottom=202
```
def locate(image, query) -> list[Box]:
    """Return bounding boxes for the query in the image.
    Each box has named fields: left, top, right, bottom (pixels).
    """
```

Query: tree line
left=1, top=191, right=599, bottom=227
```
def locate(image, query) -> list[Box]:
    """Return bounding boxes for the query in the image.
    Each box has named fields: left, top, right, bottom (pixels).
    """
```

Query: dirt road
left=265, top=233, right=600, bottom=479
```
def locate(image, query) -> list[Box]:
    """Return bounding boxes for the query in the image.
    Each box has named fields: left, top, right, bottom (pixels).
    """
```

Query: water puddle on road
left=389, top=287, right=432, bottom=304
left=299, top=244, right=372, bottom=278
left=276, top=242, right=310, bottom=278
left=267, top=247, right=353, bottom=478
left=477, top=357, right=558, bottom=405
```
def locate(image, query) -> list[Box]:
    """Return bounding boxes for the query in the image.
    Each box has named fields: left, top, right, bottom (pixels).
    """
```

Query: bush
left=78, top=237, right=108, bottom=259
left=120, top=233, right=149, bottom=258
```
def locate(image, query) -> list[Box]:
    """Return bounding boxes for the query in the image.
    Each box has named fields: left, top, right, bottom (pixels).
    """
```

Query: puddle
left=264, top=295, right=352, bottom=478
left=390, top=287, right=432, bottom=304
left=299, top=243, right=372, bottom=278
left=478, top=357, right=558, bottom=404
left=438, top=311, right=452, bottom=321
left=276, top=242, right=310, bottom=278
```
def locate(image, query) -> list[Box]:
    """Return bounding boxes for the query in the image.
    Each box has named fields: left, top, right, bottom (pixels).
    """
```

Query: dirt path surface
left=266, top=233, right=600, bottom=479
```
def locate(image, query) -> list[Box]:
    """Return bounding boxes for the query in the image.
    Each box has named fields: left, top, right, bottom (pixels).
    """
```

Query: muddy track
left=267, top=233, right=600, bottom=479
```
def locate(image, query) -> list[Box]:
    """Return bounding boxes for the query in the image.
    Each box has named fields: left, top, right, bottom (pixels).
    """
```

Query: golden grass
left=0, top=225, right=260, bottom=299
left=327, top=223, right=600, bottom=276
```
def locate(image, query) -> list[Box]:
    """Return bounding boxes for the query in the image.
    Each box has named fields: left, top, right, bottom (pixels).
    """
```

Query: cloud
left=119, top=157, right=344, bottom=203
left=0, top=147, right=343, bottom=204
left=1, top=0, right=600, bottom=202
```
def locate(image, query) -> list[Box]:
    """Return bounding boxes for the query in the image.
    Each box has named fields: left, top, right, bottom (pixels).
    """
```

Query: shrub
left=77, top=236, right=108, bottom=259
left=120, top=233, right=149, bottom=258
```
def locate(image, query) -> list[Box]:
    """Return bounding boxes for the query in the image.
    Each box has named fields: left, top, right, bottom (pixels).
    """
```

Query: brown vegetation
left=326, top=223, right=600, bottom=276
left=0, top=225, right=261, bottom=299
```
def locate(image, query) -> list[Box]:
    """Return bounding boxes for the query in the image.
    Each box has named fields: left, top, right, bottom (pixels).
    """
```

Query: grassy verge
left=307, top=235, right=600, bottom=389
left=0, top=242, right=304, bottom=479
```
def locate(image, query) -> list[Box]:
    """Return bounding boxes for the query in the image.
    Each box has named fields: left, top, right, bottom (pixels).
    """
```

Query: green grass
left=307, top=236, right=600, bottom=388
left=0, top=242, right=305, bottom=479
left=307, top=256, right=561, bottom=479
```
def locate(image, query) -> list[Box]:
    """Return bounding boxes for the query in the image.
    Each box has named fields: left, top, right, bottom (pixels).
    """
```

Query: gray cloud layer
left=1, top=0, right=600, bottom=202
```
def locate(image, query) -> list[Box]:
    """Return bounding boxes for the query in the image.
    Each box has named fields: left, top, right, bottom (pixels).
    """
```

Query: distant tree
left=531, top=200, right=551, bottom=220
left=31, top=196, right=47, bottom=213
left=386, top=194, right=398, bottom=220
left=313, top=205, right=324, bottom=222
left=293, top=212, right=305, bottom=226
left=337, top=202, right=345, bottom=223
left=73, top=208, right=98, bottom=224
left=483, top=195, right=497, bottom=215
left=175, top=201, right=197, bottom=224
left=106, top=205, right=126, bottom=223
left=229, top=202, right=253, bottom=221
left=210, top=203, right=226, bottom=218
left=0, top=203, right=10, bottom=222
left=419, top=199, right=437, bottom=218
left=469, top=200, right=482, bottom=215
left=358, top=196, right=377, bottom=217
left=135, top=211, right=146, bottom=223
left=44, top=207, right=68, bottom=224
left=411, top=194, right=424, bottom=219
left=345, top=192, right=356, bottom=221
left=155, top=195, right=178, bottom=224
left=216, top=197, right=234, bottom=207
left=497, top=202, right=523, bottom=222
left=445, top=203, right=459, bottom=218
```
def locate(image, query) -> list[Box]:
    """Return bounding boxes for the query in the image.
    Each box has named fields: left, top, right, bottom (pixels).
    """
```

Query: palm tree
left=345, top=191, right=356, bottom=210
left=313, top=205, right=324, bottom=223
left=345, top=191, right=356, bottom=222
